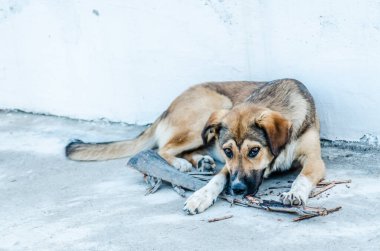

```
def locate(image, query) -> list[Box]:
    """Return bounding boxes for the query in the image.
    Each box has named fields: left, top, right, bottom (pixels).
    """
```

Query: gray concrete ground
left=0, top=111, right=379, bottom=251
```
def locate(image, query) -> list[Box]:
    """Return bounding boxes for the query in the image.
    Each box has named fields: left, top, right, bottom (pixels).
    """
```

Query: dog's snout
left=231, top=181, right=247, bottom=195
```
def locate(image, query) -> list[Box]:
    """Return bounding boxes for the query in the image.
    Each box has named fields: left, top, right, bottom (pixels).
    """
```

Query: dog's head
left=202, top=104, right=292, bottom=196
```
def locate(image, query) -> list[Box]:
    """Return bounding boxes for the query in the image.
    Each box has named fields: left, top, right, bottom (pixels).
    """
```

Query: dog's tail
left=65, top=119, right=159, bottom=161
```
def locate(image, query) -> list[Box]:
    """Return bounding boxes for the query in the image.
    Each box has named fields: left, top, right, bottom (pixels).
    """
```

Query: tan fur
left=256, top=110, right=292, bottom=156
left=65, top=119, right=159, bottom=161
left=295, top=128, right=326, bottom=184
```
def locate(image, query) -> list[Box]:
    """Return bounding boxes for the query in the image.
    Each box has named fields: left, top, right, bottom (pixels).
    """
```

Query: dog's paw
left=280, top=191, right=308, bottom=206
left=281, top=175, right=313, bottom=206
left=183, top=188, right=215, bottom=215
left=172, top=158, right=193, bottom=172
left=197, top=155, right=216, bottom=172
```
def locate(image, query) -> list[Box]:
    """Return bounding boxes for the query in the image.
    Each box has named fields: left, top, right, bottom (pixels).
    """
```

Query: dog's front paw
left=197, top=155, right=216, bottom=172
left=183, top=188, right=215, bottom=215
left=172, top=158, right=193, bottom=172
left=280, top=191, right=308, bottom=206
left=281, top=175, right=313, bottom=206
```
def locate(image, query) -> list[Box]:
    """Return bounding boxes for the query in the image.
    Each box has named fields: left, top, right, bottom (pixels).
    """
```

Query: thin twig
left=324, top=206, right=342, bottom=215
left=292, top=214, right=317, bottom=222
left=292, top=206, right=342, bottom=222
left=189, top=175, right=213, bottom=181
left=188, top=171, right=215, bottom=175
left=145, top=177, right=162, bottom=195
left=261, top=180, right=351, bottom=190
left=208, top=215, right=233, bottom=223
left=172, top=184, right=186, bottom=197
left=220, top=195, right=320, bottom=217
left=267, top=185, right=292, bottom=189
left=317, top=179, right=351, bottom=186
left=310, top=183, right=336, bottom=198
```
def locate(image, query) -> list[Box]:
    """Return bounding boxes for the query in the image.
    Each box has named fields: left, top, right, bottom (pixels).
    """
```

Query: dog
left=66, top=79, right=325, bottom=214
left=183, top=79, right=326, bottom=214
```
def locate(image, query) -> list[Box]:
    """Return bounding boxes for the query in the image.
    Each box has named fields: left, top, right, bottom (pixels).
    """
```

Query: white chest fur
left=270, top=141, right=297, bottom=172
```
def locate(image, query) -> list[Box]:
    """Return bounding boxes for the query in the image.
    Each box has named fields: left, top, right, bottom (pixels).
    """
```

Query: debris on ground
left=127, top=150, right=350, bottom=221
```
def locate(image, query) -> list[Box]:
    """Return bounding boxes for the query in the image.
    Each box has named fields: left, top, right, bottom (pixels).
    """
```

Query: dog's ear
left=202, top=109, right=229, bottom=145
left=256, top=110, right=292, bottom=156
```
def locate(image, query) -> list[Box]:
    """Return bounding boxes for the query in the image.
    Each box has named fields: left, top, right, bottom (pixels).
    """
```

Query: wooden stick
left=189, top=175, right=213, bottom=181
left=172, top=184, right=186, bottom=197
left=232, top=195, right=320, bottom=216
left=188, top=171, right=215, bottom=175
left=317, top=179, right=351, bottom=186
left=292, top=206, right=342, bottom=222
left=145, top=177, right=162, bottom=195
left=267, top=185, right=292, bottom=189
left=292, top=214, right=317, bottom=222
left=128, top=150, right=206, bottom=191
left=208, top=215, right=233, bottom=223
left=265, top=180, right=351, bottom=190
left=310, top=183, right=336, bottom=198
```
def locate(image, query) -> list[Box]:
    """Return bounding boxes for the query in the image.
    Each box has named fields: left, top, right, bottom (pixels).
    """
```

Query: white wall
left=1, top=0, right=379, bottom=142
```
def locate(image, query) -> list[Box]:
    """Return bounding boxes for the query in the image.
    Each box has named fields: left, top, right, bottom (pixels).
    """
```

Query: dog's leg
left=280, top=129, right=326, bottom=206
left=182, top=150, right=216, bottom=172
left=159, top=147, right=194, bottom=172
left=158, top=134, right=203, bottom=172
left=183, top=167, right=228, bottom=214
left=281, top=156, right=325, bottom=205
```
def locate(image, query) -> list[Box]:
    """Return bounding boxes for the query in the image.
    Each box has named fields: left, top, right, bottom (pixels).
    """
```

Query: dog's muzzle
left=229, top=169, right=265, bottom=196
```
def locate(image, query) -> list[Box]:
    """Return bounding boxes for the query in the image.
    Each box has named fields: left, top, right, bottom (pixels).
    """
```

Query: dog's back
left=247, top=79, right=317, bottom=139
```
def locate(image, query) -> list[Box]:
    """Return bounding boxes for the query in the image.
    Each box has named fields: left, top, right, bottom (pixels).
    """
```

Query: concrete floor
left=0, top=111, right=379, bottom=251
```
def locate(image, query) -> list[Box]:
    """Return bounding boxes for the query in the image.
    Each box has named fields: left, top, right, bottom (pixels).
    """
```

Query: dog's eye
left=223, top=148, right=233, bottom=159
left=248, top=147, right=260, bottom=158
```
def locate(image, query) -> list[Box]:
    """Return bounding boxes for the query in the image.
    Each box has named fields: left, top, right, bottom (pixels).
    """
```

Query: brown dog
left=183, top=80, right=325, bottom=214
left=66, top=79, right=325, bottom=214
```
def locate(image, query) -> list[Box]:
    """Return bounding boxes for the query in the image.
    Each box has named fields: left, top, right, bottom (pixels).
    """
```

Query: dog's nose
left=231, top=182, right=247, bottom=195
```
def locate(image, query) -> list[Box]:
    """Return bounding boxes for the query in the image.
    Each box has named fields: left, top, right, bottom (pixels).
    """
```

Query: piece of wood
left=267, top=185, right=292, bottom=190
left=208, top=215, right=233, bottom=223
left=188, top=171, right=215, bottom=176
left=264, top=179, right=351, bottom=190
left=128, top=150, right=206, bottom=191
left=317, top=179, right=351, bottom=186
left=235, top=195, right=320, bottom=216
left=292, top=206, right=342, bottom=222
left=310, top=183, right=336, bottom=198
left=189, top=175, right=213, bottom=181
left=172, top=184, right=186, bottom=197
left=145, top=178, right=162, bottom=195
